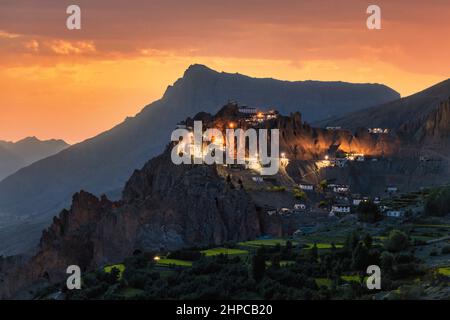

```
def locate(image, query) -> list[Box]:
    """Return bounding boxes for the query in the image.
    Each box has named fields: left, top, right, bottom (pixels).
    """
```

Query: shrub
left=357, top=200, right=383, bottom=223
left=384, top=230, right=409, bottom=252
left=441, top=245, right=450, bottom=255
left=425, top=186, right=450, bottom=216
left=380, top=251, right=394, bottom=270
left=267, top=186, right=286, bottom=192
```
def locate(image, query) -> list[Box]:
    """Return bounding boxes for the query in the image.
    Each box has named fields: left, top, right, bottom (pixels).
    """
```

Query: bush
left=267, top=186, right=286, bottom=192
left=357, top=200, right=382, bottom=223
left=384, top=230, right=409, bottom=252
left=294, top=189, right=307, bottom=200
left=425, top=187, right=450, bottom=216
left=441, top=245, right=450, bottom=255
left=380, top=251, right=394, bottom=270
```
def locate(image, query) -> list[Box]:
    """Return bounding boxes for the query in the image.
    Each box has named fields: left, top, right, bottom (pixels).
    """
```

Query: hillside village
left=2, top=100, right=449, bottom=300
left=172, top=102, right=428, bottom=227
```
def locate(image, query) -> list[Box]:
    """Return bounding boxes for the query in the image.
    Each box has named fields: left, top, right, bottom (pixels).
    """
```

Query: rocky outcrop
left=0, top=145, right=271, bottom=298
left=275, top=112, right=399, bottom=159
left=398, top=98, right=450, bottom=145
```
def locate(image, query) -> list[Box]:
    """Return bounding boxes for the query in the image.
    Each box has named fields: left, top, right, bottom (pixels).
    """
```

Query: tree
left=319, top=200, right=328, bottom=209
left=270, top=254, right=281, bottom=269
left=363, top=234, right=373, bottom=249
left=357, top=200, right=382, bottom=223
left=352, top=242, right=369, bottom=270
left=425, top=187, right=450, bottom=216
left=380, top=251, right=394, bottom=271
left=384, top=230, right=409, bottom=252
left=309, top=243, right=318, bottom=262
left=285, top=240, right=293, bottom=251
left=251, top=251, right=266, bottom=282
left=294, top=189, right=307, bottom=200
left=345, top=231, right=360, bottom=252
left=319, top=180, right=328, bottom=192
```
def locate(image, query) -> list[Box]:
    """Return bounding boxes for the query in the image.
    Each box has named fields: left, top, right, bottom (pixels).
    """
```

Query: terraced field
left=238, top=239, right=297, bottom=247
left=104, top=264, right=126, bottom=279
left=437, top=266, right=450, bottom=276
left=156, top=258, right=193, bottom=267
left=201, top=247, right=248, bottom=256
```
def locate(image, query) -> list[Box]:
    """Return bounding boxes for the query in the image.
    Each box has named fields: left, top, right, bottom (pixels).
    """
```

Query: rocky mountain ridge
left=0, top=137, right=68, bottom=181
left=0, top=64, right=399, bottom=256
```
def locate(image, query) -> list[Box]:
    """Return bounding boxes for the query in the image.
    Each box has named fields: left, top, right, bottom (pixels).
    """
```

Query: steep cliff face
left=318, top=78, right=450, bottom=131
left=274, top=112, right=398, bottom=160
left=398, top=98, right=450, bottom=147
left=0, top=147, right=270, bottom=298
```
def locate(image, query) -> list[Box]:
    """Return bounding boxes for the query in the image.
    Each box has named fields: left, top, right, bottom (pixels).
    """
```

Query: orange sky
left=0, top=0, right=449, bottom=144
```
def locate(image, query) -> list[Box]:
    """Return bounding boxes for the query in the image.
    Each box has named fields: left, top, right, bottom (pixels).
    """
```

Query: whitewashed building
left=252, top=176, right=264, bottom=183
left=299, top=184, right=314, bottom=191
left=384, top=210, right=404, bottom=218
left=386, top=186, right=399, bottom=193
left=331, top=204, right=351, bottom=214
left=238, top=106, right=257, bottom=114
left=333, top=185, right=350, bottom=193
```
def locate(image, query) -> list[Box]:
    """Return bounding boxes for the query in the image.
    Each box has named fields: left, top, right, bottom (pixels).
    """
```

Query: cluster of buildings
left=298, top=179, right=404, bottom=219
left=325, top=126, right=389, bottom=134
left=368, top=128, right=389, bottom=134
left=238, top=106, right=279, bottom=126
left=174, top=105, right=289, bottom=174
left=267, top=203, right=307, bottom=216
left=318, top=153, right=368, bottom=169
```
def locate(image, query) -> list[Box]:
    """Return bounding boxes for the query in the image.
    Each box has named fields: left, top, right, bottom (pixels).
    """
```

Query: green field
left=437, top=267, right=450, bottom=276
left=315, top=275, right=366, bottom=287
left=340, top=274, right=368, bottom=283
left=156, top=258, right=193, bottom=267
left=414, top=224, right=450, bottom=229
left=305, top=243, right=344, bottom=249
left=238, top=239, right=296, bottom=247
left=201, top=247, right=248, bottom=256
left=104, top=264, right=125, bottom=279
left=265, top=260, right=296, bottom=267
left=315, top=278, right=332, bottom=288
left=341, top=275, right=360, bottom=282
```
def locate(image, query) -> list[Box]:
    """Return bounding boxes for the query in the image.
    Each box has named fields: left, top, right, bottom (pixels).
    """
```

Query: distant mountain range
left=0, top=64, right=399, bottom=255
left=0, top=137, right=69, bottom=181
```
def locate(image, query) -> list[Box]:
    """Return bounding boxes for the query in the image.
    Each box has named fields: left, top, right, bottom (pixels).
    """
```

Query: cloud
left=49, top=40, right=96, bottom=55
left=23, top=39, right=40, bottom=52
left=0, top=30, right=21, bottom=39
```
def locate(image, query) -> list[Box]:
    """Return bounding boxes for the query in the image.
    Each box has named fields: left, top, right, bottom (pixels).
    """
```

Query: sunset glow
left=1, top=0, right=449, bottom=143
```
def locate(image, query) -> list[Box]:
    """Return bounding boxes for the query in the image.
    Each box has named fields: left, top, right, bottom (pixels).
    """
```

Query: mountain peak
left=16, top=136, right=40, bottom=144
left=14, top=136, right=69, bottom=146
left=183, top=64, right=218, bottom=78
